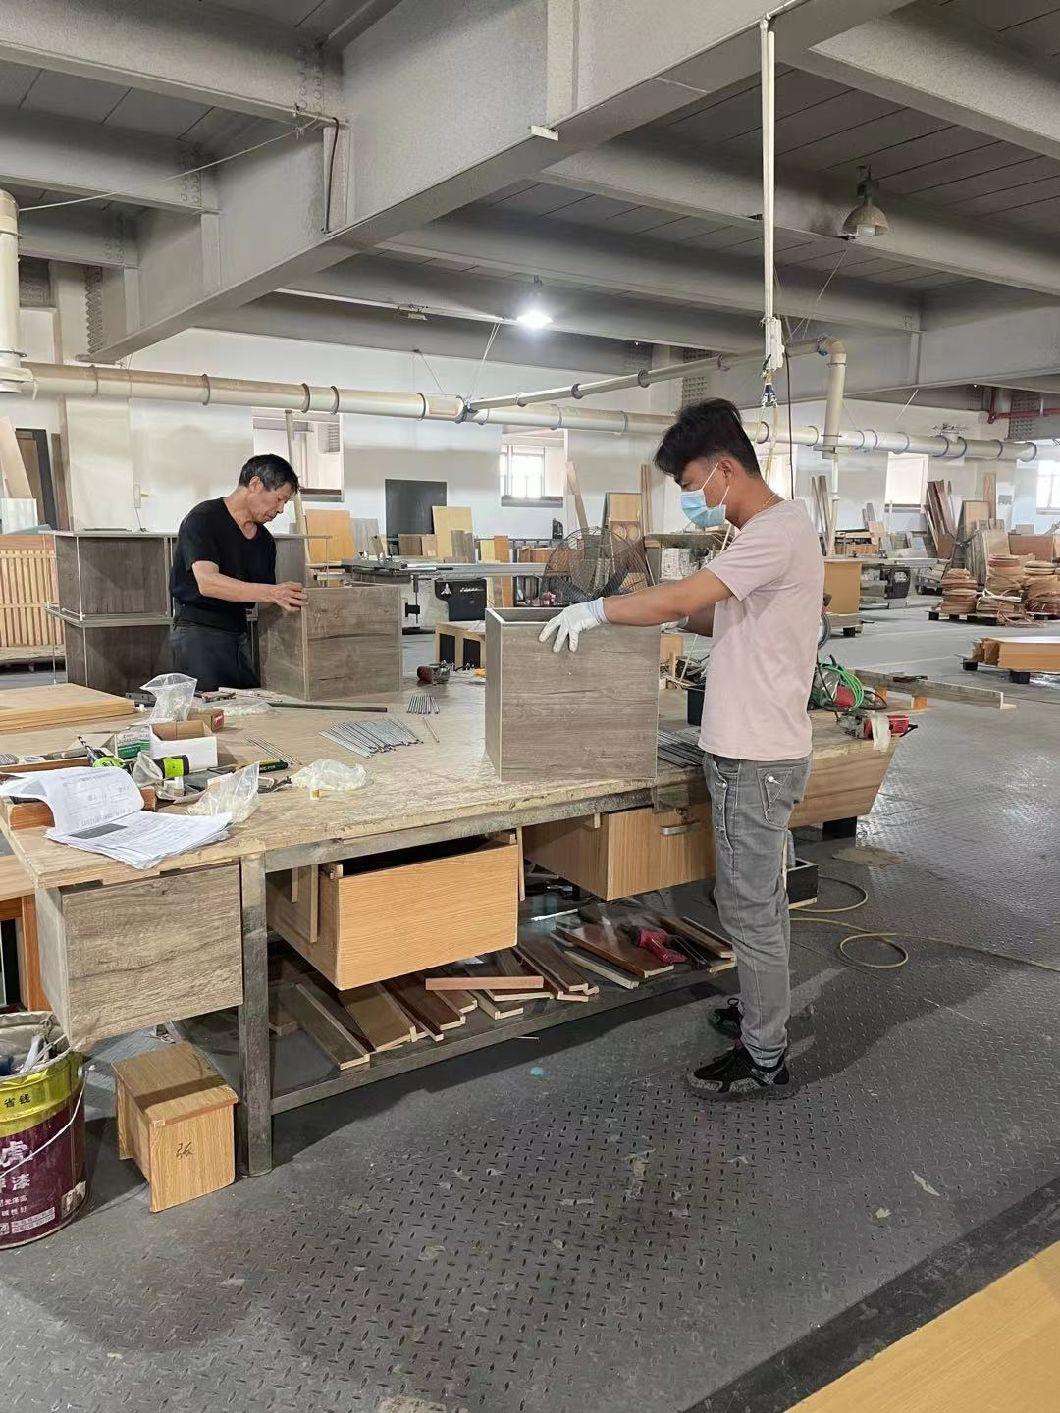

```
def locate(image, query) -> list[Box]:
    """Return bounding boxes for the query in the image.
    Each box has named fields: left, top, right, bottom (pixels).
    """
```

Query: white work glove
left=538, top=599, right=607, bottom=653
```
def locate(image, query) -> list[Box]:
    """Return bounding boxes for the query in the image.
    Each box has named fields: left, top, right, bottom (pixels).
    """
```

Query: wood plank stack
left=970, top=636, right=1060, bottom=672
left=938, top=567, right=977, bottom=616
left=0, top=681, right=135, bottom=733
left=0, top=534, right=62, bottom=657
left=1023, top=562, right=1060, bottom=615
left=925, top=480, right=957, bottom=559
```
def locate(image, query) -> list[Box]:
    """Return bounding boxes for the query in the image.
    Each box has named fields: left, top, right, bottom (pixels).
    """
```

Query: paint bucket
left=0, top=1013, right=86, bottom=1247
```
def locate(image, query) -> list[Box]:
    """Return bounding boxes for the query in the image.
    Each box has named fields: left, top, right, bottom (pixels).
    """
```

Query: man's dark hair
left=654, top=398, right=762, bottom=483
left=238, top=453, right=299, bottom=493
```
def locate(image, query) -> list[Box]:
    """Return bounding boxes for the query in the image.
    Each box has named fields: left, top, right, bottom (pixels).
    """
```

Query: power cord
left=792, top=874, right=1060, bottom=974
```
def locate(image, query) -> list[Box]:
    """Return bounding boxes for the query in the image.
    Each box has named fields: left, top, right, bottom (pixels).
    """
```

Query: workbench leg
left=237, top=853, right=273, bottom=1177
left=822, top=816, right=858, bottom=839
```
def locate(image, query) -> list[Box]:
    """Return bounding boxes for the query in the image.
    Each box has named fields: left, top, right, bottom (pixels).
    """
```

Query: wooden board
left=823, top=558, right=862, bottom=615
left=976, top=635, right=1060, bottom=671
left=35, top=863, right=242, bottom=1050
left=432, top=505, right=474, bottom=558
left=451, top=529, right=476, bottom=563
left=515, top=935, right=591, bottom=993
left=485, top=607, right=660, bottom=782
left=426, top=973, right=544, bottom=992
left=258, top=584, right=403, bottom=699
left=2, top=785, right=156, bottom=831
left=789, top=1243, right=1060, bottom=1413
left=0, top=534, right=62, bottom=652
left=384, top=974, right=467, bottom=1041
left=338, top=982, right=417, bottom=1051
left=559, top=946, right=640, bottom=989
left=304, top=509, right=354, bottom=563
left=351, top=518, right=380, bottom=557
left=603, top=492, right=643, bottom=531
left=398, top=534, right=423, bottom=556
left=554, top=922, right=672, bottom=978
left=282, top=980, right=371, bottom=1069
left=0, top=682, right=135, bottom=734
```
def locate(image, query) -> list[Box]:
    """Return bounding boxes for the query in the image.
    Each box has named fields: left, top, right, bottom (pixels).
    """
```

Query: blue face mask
left=680, top=465, right=727, bottom=528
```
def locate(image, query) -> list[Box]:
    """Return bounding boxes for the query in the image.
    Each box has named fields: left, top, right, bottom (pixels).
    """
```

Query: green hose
left=815, top=656, right=866, bottom=709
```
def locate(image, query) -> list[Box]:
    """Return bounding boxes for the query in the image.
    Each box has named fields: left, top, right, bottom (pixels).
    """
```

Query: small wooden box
left=258, top=584, right=402, bottom=699
left=55, top=532, right=170, bottom=617
left=524, top=802, right=713, bottom=900
left=485, top=607, right=660, bottom=781
left=114, top=1043, right=238, bottom=1213
left=35, top=864, right=243, bottom=1051
left=266, top=835, right=520, bottom=989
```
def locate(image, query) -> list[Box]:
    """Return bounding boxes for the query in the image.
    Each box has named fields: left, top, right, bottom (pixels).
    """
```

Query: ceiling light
left=841, top=166, right=889, bottom=242
left=516, top=277, right=552, bottom=329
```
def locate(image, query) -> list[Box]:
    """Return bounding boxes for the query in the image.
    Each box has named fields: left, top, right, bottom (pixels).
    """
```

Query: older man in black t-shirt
left=170, top=454, right=307, bottom=690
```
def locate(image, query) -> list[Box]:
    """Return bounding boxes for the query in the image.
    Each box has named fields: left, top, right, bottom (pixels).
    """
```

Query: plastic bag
left=187, top=762, right=260, bottom=822
left=291, top=758, right=368, bottom=798
left=142, top=673, right=197, bottom=723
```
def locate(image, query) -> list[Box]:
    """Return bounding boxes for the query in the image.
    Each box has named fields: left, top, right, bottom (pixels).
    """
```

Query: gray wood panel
left=55, top=534, right=169, bottom=616
left=63, top=622, right=171, bottom=695
left=260, top=585, right=401, bottom=700
left=485, top=608, right=660, bottom=782
left=37, top=864, right=243, bottom=1051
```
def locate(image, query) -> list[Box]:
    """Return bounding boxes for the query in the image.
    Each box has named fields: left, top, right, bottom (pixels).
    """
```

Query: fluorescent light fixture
left=516, top=277, right=553, bottom=329
left=841, top=166, right=889, bottom=241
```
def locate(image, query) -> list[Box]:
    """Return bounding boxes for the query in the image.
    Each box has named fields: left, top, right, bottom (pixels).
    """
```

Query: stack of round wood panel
left=985, top=554, right=1027, bottom=596
left=1023, top=560, right=1060, bottom=616
left=939, top=567, right=978, bottom=616
left=974, top=590, right=1028, bottom=625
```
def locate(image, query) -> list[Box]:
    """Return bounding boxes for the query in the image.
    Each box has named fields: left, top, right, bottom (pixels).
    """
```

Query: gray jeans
left=705, top=753, right=812, bottom=1066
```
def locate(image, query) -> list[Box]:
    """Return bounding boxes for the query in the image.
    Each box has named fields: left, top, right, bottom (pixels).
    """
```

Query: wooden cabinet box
left=524, top=802, right=713, bottom=900
left=485, top=607, right=660, bottom=781
left=35, top=864, right=242, bottom=1050
left=114, top=1042, right=238, bottom=1213
left=62, top=620, right=170, bottom=696
left=258, top=584, right=402, bottom=699
left=266, top=835, right=519, bottom=989
left=55, top=532, right=170, bottom=617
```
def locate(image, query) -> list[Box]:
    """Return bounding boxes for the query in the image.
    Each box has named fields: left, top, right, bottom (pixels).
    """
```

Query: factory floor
left=3, top=610, right=1059, bottom=1413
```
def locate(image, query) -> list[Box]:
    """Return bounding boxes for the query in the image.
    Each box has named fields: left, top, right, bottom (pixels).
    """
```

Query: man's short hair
left=238, top=453, right=299, bottom=493
left=654, top=398, right=762, bottom=483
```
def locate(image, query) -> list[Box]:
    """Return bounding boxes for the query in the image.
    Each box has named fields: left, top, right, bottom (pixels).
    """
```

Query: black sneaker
left=687, top=1044, right=792, bottom=1098
left=710, top=996, right=742, bottom=1039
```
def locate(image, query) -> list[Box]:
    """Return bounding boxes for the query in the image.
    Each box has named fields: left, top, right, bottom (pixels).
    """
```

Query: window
left=499, top=431, right=564, bottom=506
left=884, top=452, right=928, bottom=508
left=251, top=410, right=343, bottom=500
left=1037, top=463, right=1060, bottom=513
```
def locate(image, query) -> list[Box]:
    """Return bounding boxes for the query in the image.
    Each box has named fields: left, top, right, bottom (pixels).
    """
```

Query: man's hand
left=270, top=581, right=308, bottom=613
left=538, top=599, right=606, bottom=653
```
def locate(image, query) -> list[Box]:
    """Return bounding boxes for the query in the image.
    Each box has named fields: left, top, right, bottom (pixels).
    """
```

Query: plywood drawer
left=35, top=864, right=243, bottom=1051
left=266, top=835, right=520, bottom=989
left=523, top=804, right=714, bottom=901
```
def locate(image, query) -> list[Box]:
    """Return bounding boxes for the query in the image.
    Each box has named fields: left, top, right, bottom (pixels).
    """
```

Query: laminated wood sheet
left=304, top=509, right=354, bottom=563
left=976, top=635, right=1060, bottom=670
left=432, top=505, right=473, bottom=557
left=0, top=682, right=134, bottom=733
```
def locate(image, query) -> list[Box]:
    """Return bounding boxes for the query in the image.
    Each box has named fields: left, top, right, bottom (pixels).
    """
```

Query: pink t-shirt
left=699, top=498, right=824, bottom=761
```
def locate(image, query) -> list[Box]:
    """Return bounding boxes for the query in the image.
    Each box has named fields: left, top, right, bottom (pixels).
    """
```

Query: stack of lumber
left=925, top=480, right=957, bottom=558
left=977, top=554, right=1030, bottom=623
left=0, top=682, right=135, bottom=733
left=0, top=534, right=62, bottom=657
left=1023, top=561, right=1060, bottom=616
left=939, top=567, right=977, bottom=616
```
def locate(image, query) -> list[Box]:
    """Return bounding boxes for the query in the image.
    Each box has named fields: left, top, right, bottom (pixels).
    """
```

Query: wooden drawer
left=266, top=835, right=520, bottom=989
left=35, top=864, right=242, bottom=1051
left=523, top=803, right=714, bottom=901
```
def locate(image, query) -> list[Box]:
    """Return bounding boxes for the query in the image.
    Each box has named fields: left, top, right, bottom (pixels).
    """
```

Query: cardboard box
left=148, top=720, right=218, bottom=770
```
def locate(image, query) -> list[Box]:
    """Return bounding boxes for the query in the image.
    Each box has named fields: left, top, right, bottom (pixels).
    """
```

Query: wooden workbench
left=0, top=680, right=897, bottom=1175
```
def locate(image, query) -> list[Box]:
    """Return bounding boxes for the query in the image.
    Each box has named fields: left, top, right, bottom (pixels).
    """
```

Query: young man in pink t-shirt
left=541, top=399, right=824, bottom=1097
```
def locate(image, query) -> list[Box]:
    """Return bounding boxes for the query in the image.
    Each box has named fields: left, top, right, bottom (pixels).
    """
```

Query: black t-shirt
left=171, top=498, right=276, bottom=633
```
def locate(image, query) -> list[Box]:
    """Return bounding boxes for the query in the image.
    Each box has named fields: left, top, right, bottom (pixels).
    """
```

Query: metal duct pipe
left=21, top=362, right=1036, bottom=460
left=463, top=352, right=720, bottom=413
left=0, top=192, right=30, bottom=394
left=818, top=336, right=847, bottom=470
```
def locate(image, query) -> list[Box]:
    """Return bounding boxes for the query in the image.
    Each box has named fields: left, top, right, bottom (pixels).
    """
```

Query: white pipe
left=465, top=351, right=719, bottom=413
left=818, top=336, right=847, bottom=471
left=0, top=191, right=30, bottom=393
left=20, top=361, right=1037, bottom=461
left=760, top=19, right=775, bottom=337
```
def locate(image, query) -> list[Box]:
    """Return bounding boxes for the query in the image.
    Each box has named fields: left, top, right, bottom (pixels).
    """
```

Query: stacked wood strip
left=1023, top=561, right=1060, bottom=615
left=939, top=567, right=977, bottom=616
left=0, top=535, right=63, bottom=653
left=925, top=481, right=956, bottom=558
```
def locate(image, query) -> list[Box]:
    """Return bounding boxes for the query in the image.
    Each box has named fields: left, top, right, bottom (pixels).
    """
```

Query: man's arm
left=191, top=561, right=306, bottom=612
left=602, top=570, right=732, bottom=626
